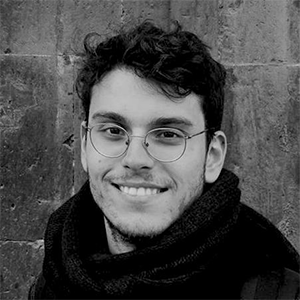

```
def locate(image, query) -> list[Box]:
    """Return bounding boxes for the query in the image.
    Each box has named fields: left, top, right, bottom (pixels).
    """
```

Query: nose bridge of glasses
left=127, top=134, right=149, bottom=148
left=122, top=134, right=152, bottom=164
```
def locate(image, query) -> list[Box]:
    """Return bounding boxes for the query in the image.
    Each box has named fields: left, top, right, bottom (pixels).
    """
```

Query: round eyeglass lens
left=90, top=124, right=129, bottom=157
left=145, top=128, right=186, bottom=162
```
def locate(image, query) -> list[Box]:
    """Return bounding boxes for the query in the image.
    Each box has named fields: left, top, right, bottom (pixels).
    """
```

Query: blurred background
left=0, top=0, right=299, bottom=298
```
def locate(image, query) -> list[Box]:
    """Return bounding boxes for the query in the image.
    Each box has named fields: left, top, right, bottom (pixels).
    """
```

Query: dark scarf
left=40, top=169, right=246, bottom=298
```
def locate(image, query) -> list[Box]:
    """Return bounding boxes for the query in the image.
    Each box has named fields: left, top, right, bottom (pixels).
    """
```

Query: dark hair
left=75, top=21, right=226, bottom=140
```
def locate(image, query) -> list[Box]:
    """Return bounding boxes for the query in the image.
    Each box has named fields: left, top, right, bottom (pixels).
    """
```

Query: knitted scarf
left=41, top=169, right=243, bottom=298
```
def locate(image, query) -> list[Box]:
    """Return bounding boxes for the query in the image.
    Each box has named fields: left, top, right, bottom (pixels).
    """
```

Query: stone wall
left=0, top=0, right=299, bottom=298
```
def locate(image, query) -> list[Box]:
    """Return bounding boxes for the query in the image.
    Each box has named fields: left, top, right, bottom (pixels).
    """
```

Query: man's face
left=81, top=68, right=208, bottom=239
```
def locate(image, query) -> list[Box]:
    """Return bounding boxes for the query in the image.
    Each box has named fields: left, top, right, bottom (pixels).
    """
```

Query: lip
left=112, top=181, right=167, bottom=189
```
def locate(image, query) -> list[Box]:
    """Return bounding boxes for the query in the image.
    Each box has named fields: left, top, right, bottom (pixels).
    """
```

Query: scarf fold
left=42, top=168, right=242, bottom=298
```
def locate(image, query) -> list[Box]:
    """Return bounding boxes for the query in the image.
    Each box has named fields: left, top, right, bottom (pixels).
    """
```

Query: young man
left=29, top=21, right=299, bottom=299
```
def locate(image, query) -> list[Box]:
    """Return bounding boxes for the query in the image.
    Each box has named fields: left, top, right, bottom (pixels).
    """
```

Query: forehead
left=89, top=69, right=205, bottom=129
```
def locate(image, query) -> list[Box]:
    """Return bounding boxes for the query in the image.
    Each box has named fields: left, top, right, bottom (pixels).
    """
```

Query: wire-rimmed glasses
left=84, top=123, right=210, bottom=163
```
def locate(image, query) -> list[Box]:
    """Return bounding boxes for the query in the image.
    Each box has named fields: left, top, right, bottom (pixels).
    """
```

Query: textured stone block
left=56, top=0, right=121, bottom=55
left=0, top=0, right=57, bottom=55
left=223, top=65, right=300, bottom=251
left=0, top=241, right=44, bottom=300
left=170, top=0, right=219, bottom=58
left=287, top=0, right=300, bottom=63
left=0, top=55, right=74, bottom=241
left=218, top=0, right=298, bottom=64
left=121, top=0, right=171, bottom=29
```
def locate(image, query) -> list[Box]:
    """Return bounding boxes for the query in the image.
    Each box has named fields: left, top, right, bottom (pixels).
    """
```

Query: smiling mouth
left=112, top=184, right=168, bottom=196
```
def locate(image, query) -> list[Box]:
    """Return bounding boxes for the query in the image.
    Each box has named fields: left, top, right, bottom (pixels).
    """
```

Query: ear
left=80, top=121, right=88, bottom=173
left=204, top=131, right=227, bottom=183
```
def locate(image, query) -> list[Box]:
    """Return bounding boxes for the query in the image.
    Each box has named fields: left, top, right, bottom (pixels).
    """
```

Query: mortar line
left=223, top=63, right=300, bottom=67
left=0, top=54, right=53, bottom=58
left=2, top=53, right=299, bottom=68
left=0, top=239, right=44, bottom=244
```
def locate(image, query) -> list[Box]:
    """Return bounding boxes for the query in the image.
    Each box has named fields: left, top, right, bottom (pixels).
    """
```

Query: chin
left=106, top=214, right=172, bottom=243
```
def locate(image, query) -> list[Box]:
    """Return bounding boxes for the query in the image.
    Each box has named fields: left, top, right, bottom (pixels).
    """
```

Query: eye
left=106, top=127, right=124, bottom=136
left=93, top=124, right=127, bottom=140
left=149, top=129, right=184, bottom=145
left=159, top=131, right=180, bottom=138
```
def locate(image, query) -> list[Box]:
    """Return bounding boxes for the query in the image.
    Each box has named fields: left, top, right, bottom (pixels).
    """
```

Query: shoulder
left=28, top=272, right=57, bottom=299
left=241, top=267, right=300, bottom=299
left=47, top=180, right=90, bottom=226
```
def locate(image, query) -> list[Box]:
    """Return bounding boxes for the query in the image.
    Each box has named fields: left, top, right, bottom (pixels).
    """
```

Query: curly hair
left=75, top=21, right=226, bottom=138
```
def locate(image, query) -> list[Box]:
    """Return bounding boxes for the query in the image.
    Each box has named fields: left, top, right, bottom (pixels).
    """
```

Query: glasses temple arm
left=186, top=127, right=217, bottom=139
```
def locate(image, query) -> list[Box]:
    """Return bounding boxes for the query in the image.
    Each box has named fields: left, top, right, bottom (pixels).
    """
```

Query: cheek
left=172, top=147, right=205, bottom=184
left=88, top=162, right=108, bottom=207
left=176, top=162, right=204, bottom=192
left=87, top=157, right=101, bottom=175
left=86, top=145, right=103, bottom=172
left=168, top=149, right=205, bottom=203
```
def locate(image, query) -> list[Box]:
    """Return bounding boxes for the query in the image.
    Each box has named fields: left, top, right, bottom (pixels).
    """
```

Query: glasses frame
left=83, top=123, right=212, bottom=163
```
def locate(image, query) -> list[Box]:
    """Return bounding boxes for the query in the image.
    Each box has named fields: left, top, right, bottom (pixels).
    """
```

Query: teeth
left=137, top=188, right=144, bottom=196
left=119, top=186, right=160, bottom=196
left=129, top=187, right=136, bottom=195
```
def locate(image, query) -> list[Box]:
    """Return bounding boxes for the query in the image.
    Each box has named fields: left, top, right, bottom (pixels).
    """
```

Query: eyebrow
left=91, top=112, right=129, bottom=126
left=148, top=116, right=193, bottom=128
left=91, top=111, right=193, bottom=128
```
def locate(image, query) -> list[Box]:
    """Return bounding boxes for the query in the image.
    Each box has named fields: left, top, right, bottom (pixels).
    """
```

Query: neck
left=104, top=218, right=136, bottom=254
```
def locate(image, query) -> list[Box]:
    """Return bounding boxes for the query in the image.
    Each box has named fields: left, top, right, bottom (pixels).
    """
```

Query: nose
left=121, top=136, right=154, bottom=170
